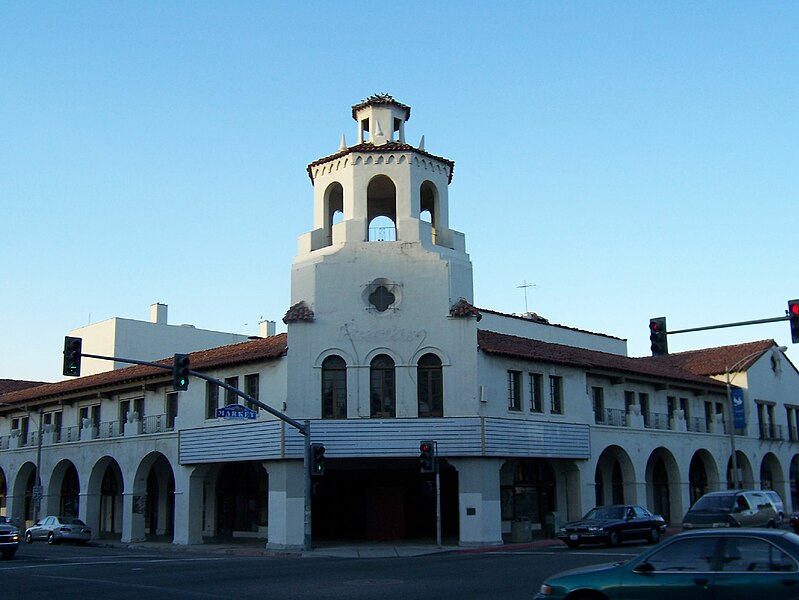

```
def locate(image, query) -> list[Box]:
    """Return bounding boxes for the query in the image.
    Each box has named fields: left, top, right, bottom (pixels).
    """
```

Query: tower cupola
left=352, top=94, right=411, bottom=146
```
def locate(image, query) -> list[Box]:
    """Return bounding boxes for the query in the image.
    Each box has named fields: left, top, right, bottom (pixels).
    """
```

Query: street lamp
left=725, top=345, right=787, bottom=489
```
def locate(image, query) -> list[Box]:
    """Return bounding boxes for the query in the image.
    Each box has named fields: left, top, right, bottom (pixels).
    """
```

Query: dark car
left=25, top=516, right=91, bottom=545
left=536, top=529, right=799, bottom=600
left=682, top=490, right=779, bottom=530
left=790, top=513, right=799, bottom=534
left=556, top=504, right=666, bottom=548
left=0, top=515, right=20, bottom=559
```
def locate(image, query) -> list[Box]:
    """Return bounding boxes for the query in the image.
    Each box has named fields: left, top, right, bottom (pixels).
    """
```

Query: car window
left=633, top=506, right=651, bottom=518
left=721, top=537, right=797, bottom=572
left=736, top=495, right=751, bottom=510
left=642, top=538, right=717, bottom=572
left=43, top=517, right=54, bottom=526
left=693, top=494, right=735, bottom=511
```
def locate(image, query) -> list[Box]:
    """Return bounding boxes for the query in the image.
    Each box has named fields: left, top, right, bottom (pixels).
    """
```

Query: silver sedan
left=25, top=516, right=92, bottom=545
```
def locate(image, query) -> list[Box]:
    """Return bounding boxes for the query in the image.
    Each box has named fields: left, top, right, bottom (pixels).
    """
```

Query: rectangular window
left=624, top=391, right=635, bottom=415
left=224, top=376, right=239, bottom=406
left=667, top=396, right=676, bottom=419
left=81, top=405, right=101, bottom=426
left=639, top=393, right=650, bottom=427
left=166, top=392, right=178, bottom=429
left=550, top=376, right=563, bottom=414
left=245, top=374, right=260, bottom=412
left=507, top=370, right=522, bottom=411
left=205, top=383, right=219, bottom=419
left=592, top=387, right=605, bottom=423
left=679, top=397, right=690, bottom=425
left=119, top=399, right=130, bottom=425
left=529, top=373, right=543, bottom=413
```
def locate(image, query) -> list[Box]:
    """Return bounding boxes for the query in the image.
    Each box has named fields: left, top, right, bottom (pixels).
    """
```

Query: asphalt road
left=1, top=541, right=647, bottom=600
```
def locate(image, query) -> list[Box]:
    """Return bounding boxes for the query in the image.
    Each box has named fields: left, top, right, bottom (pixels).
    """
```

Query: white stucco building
left=68, top=302, right=259, bottom=376
left=1, top=95, right=797, bottom=549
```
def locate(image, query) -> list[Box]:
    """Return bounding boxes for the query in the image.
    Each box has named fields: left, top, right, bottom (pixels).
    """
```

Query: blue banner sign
left=216, top=404, right=257, bottom=420
left=731, top=388, right=746, bottom=429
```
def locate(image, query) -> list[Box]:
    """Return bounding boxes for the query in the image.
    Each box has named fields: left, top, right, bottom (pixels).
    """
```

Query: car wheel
left=25, top=531, right=32, bottom=544
left=648, top=528, right=660, bottom=544
left=607, top=530, right=620, bottom=547
left=47, top=532, right=56, bottom=545
left=565, top=540, right=580, bottom=549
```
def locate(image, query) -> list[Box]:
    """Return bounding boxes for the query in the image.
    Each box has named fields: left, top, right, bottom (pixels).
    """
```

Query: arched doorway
left=59, top=464, right=80, bottom=517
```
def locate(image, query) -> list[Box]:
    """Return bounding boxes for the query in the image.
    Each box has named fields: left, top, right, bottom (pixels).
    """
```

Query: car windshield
left=585, top=506, right=625, bottom=520
left=692, top=494, right=735, bottom=512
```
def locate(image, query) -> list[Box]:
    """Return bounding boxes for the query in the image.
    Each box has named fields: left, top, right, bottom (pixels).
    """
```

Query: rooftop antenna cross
left=517, top=280, right=537, bottom=313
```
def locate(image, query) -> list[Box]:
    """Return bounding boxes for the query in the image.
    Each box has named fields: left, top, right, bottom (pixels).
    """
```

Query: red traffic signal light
left=419, top=440, right=436, bottom=473
left=788, top=300, right=799, bottom=344
left=649, top=317, right=668, bottom=356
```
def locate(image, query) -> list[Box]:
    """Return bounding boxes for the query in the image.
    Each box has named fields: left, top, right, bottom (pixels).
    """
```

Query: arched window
left=417, top=353, right=443, bottom=417
left=370, top=354, right=395, bottom=418
left=321, top=355, right=347, bottom=419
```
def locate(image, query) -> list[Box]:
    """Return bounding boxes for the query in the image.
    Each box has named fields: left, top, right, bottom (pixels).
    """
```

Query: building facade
left=1, top=96, right=798, bottom=548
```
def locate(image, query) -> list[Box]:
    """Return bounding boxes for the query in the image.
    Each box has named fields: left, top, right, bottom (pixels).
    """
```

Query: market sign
left=216, top=404, right=257, bottom=420
left=731, top=388, right=746, bottom=429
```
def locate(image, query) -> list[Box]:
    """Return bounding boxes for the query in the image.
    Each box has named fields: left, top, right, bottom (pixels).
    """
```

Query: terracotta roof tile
left=351, top=94, right=411, bottom=120
left=478, top=330, right=726, bottom=390
left=0, top=379, right=50, bottom=395
left=306, top=142, right=455, bottom=184
left=0, top=334, right=287, bottom=408
left=649, top=339, right=778, bottom=377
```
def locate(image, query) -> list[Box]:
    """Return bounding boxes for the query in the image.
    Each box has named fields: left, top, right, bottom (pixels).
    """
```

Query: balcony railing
left=759, top=422, right=784, bottom=441
left=604, top=408, right=627, bottom=427
left=368, top=226, right=396, bottom=241
left=142, top=414, right=168, bottom=434
left=645, top=412, right=669, bottom=430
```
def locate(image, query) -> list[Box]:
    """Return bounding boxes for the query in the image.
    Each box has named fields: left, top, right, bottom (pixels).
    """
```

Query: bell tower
left=286, top=94, right=479, bottom=419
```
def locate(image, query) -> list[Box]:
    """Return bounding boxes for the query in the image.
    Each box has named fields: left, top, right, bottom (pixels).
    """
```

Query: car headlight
left=587, top=526, right=604, bottom=532
left=538, top=584, right=553, bottom=596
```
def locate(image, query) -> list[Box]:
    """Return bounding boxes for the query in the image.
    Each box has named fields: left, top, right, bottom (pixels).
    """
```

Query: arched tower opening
left=367, top=175, right=397, bottom=241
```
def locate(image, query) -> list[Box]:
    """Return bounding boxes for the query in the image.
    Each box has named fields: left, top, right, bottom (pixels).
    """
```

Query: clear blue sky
left=2, top=2, right=797, bottom=382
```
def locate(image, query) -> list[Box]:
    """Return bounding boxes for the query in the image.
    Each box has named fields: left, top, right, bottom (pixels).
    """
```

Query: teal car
left=535, top=529, right=799, bottom=600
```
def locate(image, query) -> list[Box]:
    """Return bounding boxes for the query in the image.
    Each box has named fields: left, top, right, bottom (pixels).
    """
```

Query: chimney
left=150, top=303, right=168, bottom=325
left=259, top=320, right=276, bottom=337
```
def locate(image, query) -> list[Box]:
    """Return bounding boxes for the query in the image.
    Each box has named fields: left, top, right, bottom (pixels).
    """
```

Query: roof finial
left=339, top=134, right=347, bottom=151
left=418, top=135, right=425, bottom=150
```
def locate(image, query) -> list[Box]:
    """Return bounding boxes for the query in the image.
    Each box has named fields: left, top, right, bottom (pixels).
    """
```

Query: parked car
left=0, top=515, right=20, bottom=559
left=682, top=490, right=778, bottom=529
left=25, top=516, right=92, bottom=545
left=556, top=504, right=666, bottom=548
left=763, top=490, right=785, bottom=524
left=535, top=529, right=799, bottom=600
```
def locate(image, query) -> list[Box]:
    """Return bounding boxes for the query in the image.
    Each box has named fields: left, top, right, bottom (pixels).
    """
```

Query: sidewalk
left=104, top=534, right=566, bottom=559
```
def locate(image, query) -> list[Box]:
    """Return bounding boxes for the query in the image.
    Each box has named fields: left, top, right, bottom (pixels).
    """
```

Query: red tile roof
left=306, top=142, right=455, bottom=184
left=0, top=334, right=288, bottom=408
left=477, top=330, right=727, bottom=390
left=648, top=340, right=778, bottom=377
left=351, top=94, right=411, bottom=120
left=0, top=379, right=50, bottom=396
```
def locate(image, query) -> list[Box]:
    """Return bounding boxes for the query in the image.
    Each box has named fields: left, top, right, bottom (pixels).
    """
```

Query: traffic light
left=789, top=300, right=799, bottom=344
left=62, top=336, right=82, bottom=377
left=311, top=443, right=326, bottom=476
left=172, top=354, right=190, bottom=391
left=419, top=440, right=436, bottom=473
left=649, top=317, right=668, bottom=356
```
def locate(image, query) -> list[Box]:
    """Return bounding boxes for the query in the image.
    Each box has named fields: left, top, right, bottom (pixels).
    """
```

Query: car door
left=619, top=536, right=718, bottom=600
left=713, top=535, right=799, bottom=600
left=31, top=517, right=50, bottom=540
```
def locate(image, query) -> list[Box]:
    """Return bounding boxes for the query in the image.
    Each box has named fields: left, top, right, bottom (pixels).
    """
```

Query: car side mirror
left=633, top=562, right=655, bottom=574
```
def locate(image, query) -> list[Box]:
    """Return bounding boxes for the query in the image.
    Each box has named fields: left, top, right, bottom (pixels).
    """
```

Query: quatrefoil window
left=363, top=278, right=402, bottom=312
left=369, top=285, right=395, bottom=312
